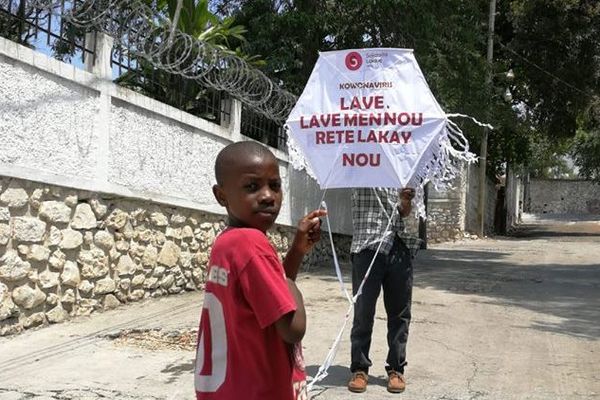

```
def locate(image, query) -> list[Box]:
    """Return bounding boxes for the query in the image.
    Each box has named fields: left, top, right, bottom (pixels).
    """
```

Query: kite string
left=318, top=189, right=328, bottom=210
left=306, top=302, right=353, bottom=394
left=352, top=193, right=398, bottom=301
left=321, top=201, right=352, bottom=304
left=315, top=189, right=351, bottom=303
left=307, top=192, right=398, bottom=394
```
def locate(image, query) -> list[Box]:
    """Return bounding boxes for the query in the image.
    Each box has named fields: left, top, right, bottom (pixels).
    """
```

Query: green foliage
left=502, top=0, right=600, bottom=137
left=51, top=22, right=88, bottom=63
left=571, top=100, right=600, bottom=181
left=571, top=130, right=600, bottom=181
left=0, top=2, right=43, bottom=47
left=221, top=0, right=329, bottom=94
left=524, top=132, right=577, bottom=179
left=0, top=4, right=87, bottom=62
left=155, top=0, right=247, bottom=48
left=115, top=0, right=256, bottom=120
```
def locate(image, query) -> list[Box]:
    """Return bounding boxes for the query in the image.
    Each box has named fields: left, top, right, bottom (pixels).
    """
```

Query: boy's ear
left=212, top=184, right=227, bottom=207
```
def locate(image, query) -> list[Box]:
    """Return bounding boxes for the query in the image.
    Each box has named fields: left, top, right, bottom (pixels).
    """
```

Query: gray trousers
left=350, top=238, right=413, bottom=374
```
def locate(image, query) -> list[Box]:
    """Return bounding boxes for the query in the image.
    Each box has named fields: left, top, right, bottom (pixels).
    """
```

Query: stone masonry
left=526, top=178, right=600, bottom=214
left=0, top=176, right=351, bottom=336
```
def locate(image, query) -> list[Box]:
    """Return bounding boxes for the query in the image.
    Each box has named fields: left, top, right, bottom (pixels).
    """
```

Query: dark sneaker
left=348, top=371, right=368, bottom=393
left=387, top=370, right=406, bottom=393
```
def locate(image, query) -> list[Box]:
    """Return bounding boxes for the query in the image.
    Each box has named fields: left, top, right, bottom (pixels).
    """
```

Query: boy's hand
left=284, top=209, right=327, bottom=280
left=292, top=209, right=328, bottom=255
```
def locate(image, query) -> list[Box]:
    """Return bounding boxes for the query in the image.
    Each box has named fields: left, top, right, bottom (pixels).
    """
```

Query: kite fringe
left=446, top=113, right=494, bottom=130
left=285, top=125, right=318, bottom=181
left=408, top=118, right=479, bottom=219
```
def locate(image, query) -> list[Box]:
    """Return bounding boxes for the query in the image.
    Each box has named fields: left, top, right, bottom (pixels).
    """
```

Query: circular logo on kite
left=345, top=51, right=363, bottom=71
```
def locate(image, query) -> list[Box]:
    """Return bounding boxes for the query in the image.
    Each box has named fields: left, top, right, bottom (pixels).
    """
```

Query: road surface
left=1, top=213, right=598, bottom=400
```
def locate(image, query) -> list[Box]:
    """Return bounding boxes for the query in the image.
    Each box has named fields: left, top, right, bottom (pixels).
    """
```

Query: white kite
left=286, top=48, right=486, bottom=216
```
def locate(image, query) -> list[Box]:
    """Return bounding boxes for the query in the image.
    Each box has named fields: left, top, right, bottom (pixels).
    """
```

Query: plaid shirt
left=351, top=188, right=422, bottom=258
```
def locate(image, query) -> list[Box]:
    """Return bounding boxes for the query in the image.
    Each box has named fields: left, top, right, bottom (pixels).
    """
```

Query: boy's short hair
left=214, top=141, right=276, bottom=186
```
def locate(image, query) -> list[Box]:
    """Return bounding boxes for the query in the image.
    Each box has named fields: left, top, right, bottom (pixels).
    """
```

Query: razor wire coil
left=21, top=0, right=297, bottom=122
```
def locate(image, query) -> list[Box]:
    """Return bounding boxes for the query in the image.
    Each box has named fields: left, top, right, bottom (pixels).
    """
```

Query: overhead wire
left=497, top=41, right=593, bottom=97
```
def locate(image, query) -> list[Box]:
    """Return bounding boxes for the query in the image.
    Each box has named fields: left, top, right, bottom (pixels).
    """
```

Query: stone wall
left=0, top=176, right=350, bottom=336
left=423, top=200, right=466, bottom=242
left=526, top=179, right=600, bottom=214
left=424, top=163, right=468, bottom=242
left=403, top=198, right=466, bottom=244
left=404, top=162, right=499, bottom=243
left=0, top=35, right=355, bottom=336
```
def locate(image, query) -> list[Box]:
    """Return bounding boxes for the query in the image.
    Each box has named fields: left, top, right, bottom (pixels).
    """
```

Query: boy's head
left=213, top=141, right=282, bottom=233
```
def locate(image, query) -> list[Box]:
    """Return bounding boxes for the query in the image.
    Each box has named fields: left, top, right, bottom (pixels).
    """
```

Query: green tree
left=571, top=99, right=600, bottom=181
left=495, top=0, right=600, bottom=179
left=572, top=131, right=600, bottom=181
left=218, top=0, right=328, bottom=94
left=222, top=0, right=519, bottom=168
left=218, top=0, right=600, bottom=174
left=502, top=0, right=600, bottom=138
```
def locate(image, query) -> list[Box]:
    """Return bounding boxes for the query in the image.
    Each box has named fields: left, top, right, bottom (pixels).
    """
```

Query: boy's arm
left=283, top=209, right=328, bottom=280
left=274, top=278, right=307, bottom=344
left=275, top=209, right=326, bottom=343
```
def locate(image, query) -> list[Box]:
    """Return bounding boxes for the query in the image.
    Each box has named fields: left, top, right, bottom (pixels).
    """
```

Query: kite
left=286, top=48, right=486, bottom=216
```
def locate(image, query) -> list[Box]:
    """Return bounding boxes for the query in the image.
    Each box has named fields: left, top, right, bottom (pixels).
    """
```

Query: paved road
left=304, top=214, right=600, bottom=399
left=1, top=214, right=599, bottom=400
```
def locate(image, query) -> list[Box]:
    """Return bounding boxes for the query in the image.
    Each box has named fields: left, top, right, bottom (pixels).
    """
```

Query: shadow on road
left=415, top=246, right=600, bottom=340
left=306, top=216, right=600, bottom=342
left=513, top=225, right=600, bottom=239
left=305, top=364, right=387, bottom=389
left=514, top=213, right=600, bottom=240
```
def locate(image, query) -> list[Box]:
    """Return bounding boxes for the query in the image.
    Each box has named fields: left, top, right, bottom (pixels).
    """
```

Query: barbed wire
left=24, top=0, right=297, bottom=122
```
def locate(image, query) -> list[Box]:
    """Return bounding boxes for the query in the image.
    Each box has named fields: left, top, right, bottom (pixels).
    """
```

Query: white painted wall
left=0, top=59, right=101, bottom=178
left=0, top=36, right=353, bottom=234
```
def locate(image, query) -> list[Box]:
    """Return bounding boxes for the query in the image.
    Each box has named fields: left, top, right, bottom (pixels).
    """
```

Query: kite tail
left=408, top=116, right=482, bottom=219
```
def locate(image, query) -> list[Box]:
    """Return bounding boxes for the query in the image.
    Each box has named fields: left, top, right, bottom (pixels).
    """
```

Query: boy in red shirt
left=195, top=141, right=326, bottom=400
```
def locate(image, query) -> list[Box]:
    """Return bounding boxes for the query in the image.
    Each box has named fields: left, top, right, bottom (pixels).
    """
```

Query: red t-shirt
left=195, top=227, right=305, bottom=400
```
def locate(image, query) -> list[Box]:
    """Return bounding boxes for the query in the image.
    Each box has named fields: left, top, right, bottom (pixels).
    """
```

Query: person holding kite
left=194, top=141, right=326, bottom=400
left=284, top=47, right=481, bottom=394
left=347, top=187, right=421, bottom=393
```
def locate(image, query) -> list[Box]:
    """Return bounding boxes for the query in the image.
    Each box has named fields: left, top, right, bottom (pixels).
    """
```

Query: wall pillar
left=84, top=32, right=114, bottom=80
left=85, top=32, right=114, bottom=189
left=228, top=99, right=243, bottom=142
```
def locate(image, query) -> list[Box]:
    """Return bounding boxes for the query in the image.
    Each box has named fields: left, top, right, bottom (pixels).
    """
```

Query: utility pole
left=418, top=183, right=428, bottom=249
left=477, top=0, right=497, bottom=237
